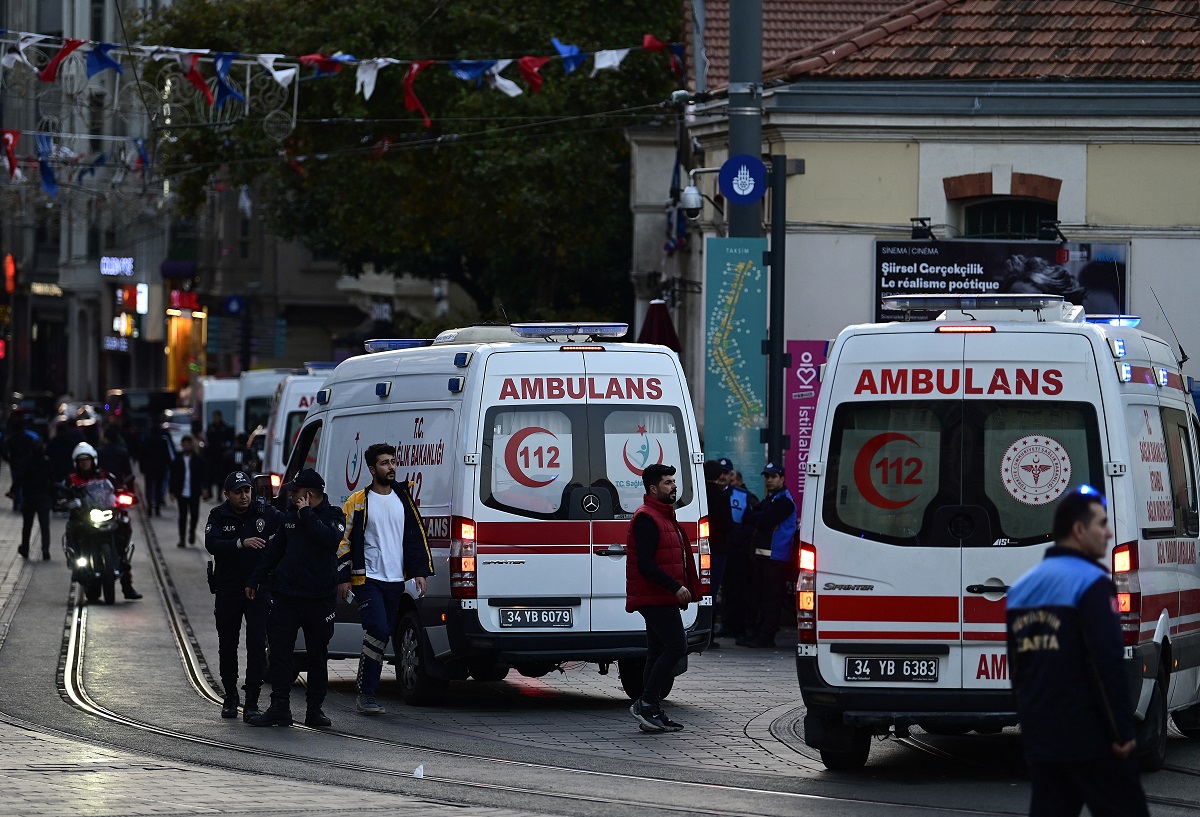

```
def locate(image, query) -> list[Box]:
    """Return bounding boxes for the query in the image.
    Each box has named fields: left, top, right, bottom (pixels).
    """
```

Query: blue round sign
left=719, top=154, right=768, bottom=205
left=225, top=295, right=245, bottom=316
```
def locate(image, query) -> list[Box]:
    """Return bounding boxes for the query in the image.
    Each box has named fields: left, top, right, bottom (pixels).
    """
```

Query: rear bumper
left=797, top=656, right=1019, bottom=731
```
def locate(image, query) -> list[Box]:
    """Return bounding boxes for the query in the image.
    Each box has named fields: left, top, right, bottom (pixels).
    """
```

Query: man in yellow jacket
left=336, top=443, right=434, bottom=715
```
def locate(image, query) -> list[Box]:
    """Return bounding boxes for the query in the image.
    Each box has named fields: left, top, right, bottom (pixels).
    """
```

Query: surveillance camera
left=680, top=185, right=703, bottom=220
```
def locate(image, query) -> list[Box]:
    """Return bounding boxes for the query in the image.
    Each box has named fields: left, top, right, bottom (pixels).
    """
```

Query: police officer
left=715, top=458, right=755, bottom=639
left=245, top=468, right=346, bottom=728
left=204, top=470, right=281, bottom=722
left=1006, top=487, right=1148, bottom=817
left=736, top=463, right=796, bottom=648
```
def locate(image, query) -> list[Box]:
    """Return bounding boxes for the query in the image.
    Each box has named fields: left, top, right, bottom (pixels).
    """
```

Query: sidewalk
left=0, top=469, right=549, bottom=817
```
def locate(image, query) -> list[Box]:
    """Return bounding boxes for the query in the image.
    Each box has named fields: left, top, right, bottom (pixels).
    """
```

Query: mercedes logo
left=581, top=493, right=601, bottom=514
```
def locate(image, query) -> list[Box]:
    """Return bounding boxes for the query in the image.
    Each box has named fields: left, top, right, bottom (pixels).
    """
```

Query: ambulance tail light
left=934, top=325, right=995, bottom=333
left=450, top=517, right=477, bottom=599
left=697, top=517, right=711, bottom=594
left=269, top=473, right=282, bottom=495
left=797, top=541, right=817, bottom=645
left=1112, top=542, right=1141, bottom=646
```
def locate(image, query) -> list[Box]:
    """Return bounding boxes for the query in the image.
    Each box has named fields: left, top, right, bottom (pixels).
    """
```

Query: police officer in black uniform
left=245, top=468, right=346, bottom=728
left=204, top=470, right=281, bottom=722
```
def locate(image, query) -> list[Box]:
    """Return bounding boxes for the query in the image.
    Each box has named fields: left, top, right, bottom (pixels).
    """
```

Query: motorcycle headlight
left=89, top=509, right=113, bottom=524
left=75, top=557, right=88, bottom=568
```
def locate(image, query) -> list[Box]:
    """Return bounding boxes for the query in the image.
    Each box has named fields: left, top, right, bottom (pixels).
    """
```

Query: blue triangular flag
left=214, top=52, right=246, bottom=109
left=449, top=60, right=496, bottom=82
left=552, top=37, right=586, bottom=75
left=86, top=43, right=123, bottom=78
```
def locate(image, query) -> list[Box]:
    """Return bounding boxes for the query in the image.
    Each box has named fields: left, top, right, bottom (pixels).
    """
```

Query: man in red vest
left=625, top=463, right=702, bottom=733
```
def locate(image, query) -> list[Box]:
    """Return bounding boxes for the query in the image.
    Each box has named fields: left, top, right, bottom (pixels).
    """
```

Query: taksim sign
left=100, top=256, right=134, bottom=277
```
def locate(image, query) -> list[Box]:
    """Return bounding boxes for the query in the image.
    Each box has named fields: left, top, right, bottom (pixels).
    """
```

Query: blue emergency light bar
left=511, top=322, right=629, bottom=339
left=363, top=339, right=427, bottom=353
left=882, top=294, right=1064, bottom=312
left=1087, top=315, right=1142, bottom=328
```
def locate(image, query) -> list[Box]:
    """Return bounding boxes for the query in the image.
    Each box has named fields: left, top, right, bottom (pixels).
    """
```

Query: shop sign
left=101, top=256, right=135, bottom=277
left=30, top=282, right=64, bottom=297
left=169, top=290, right=201, bottom=311
left=103, top=336, right=130, bottom=352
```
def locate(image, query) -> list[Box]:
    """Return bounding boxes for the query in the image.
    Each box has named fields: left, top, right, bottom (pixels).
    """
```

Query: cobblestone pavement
left=0, top=469, right=566, bottom=817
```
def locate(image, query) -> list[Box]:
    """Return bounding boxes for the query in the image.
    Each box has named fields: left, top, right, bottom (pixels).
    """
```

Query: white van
left=797, top=294, right=1200, bottom=770
left=262, top=365, right=336, bottom=495
left=193, top=376, right=238, bottom=431
left=235, top=368, right=304, bottom=436
left=282, top=323, right=712, bottom=703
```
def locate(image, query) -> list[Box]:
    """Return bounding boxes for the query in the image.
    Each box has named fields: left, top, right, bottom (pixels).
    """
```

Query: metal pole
left=727, top=0, right=762, bottom=238
left=767, top=155, right=787, bottom=464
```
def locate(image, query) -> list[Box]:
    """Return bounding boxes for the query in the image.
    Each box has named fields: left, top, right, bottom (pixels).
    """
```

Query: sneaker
left=357, top=694, right=385, bottom=715
left=630, top=699, right=666, bottom=732
left=657, top=710, right=685, bottom=732
left=247, top=705, right=292, bottom=727
left=304, top=708, right=332, bottom=728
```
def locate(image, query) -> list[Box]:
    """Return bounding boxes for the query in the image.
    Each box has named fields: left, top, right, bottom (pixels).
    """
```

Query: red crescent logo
left=622, top=439, right=665, bottom=477
left=852, top=432, right=918, bottom=510
left=504, top=427, right=558, bottom=489
left=345, top=433, right=362, bottom=491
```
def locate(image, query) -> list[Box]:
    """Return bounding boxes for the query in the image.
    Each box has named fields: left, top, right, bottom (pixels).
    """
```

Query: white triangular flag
left=486, top=59, right=522, bottom=98
left=591, top=48, right=630, bottom=77
left=257, top=54, right=298, bottom=87
left=355, top=58, right=398, bottom=100
left=2, top=33, right=48, bottom=71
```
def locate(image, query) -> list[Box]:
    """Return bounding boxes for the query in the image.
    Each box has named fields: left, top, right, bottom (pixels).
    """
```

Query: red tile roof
left=762, top=0, right=1200, bottom=82
left=685, top=1, right=916, bottom=90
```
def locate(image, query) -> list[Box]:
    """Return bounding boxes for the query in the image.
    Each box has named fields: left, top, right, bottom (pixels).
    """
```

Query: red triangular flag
left=517, top=55, right=552, bottom=94
left=299, top=53, right=342, bottom=74
left=182, top=53, right=214, bottom=106
left=642, top=34, right=668, bottom=53
left=1, top=130, right=19, bottom=180
left=39, top=39, right=85, bottom=82
left=403, top=60, right=435, bottom=128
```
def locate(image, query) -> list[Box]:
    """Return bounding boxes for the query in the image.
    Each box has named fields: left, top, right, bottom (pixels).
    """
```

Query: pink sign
left=786, top=340, right=828, bottom=514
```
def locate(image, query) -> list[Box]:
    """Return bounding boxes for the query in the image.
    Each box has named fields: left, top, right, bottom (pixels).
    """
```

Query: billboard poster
left=785, top=340, right=828, bottom=515
left=704, top=237, right=768, bottom=481
left=875, top=240, right=1129, bottom=322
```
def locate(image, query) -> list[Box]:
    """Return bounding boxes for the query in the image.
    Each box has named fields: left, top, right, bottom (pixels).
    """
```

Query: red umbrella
left=637, top=299, right=682, bottom=354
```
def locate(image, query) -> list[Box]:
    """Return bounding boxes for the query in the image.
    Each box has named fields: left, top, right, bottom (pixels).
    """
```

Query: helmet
left=72, top=442, right=98, bottom=461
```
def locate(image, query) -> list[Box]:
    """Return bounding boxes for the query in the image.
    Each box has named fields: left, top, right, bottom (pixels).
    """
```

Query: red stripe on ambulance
left=820, top=595, right=958, bottom=623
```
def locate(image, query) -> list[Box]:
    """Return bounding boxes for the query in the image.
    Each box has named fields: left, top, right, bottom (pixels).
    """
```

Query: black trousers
left=719, top=546, right=753, bottom=633
left=749, top=555, right=788, bottom=643
left=214, top=589, right=271, bottom=697
left=176, top=494, right=201, bottom=543
left=20, top=502, right=50, bottom=554
left=1028, top=756, right=1149, bottom=817
left=264, top=591, right=334, bottom=710
left=637, top=604, right=687, bottom=708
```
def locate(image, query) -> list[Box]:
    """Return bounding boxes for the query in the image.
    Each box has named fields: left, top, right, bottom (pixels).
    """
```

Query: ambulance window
left=594, top=408, right=693, bottom=515
left=1127, top=404, right=1176, bottom=537
left=481, top=409, right=581, bottom=519
left=283, top=411, right=306, bottom=462
left=244, top=397, right=271, bottom=435
left=975, top=403, right=1103, bottom=544
left=1163, top=408, right=1198, bottom=538
left=823, top=403, right=944, bottom=545
left=286, top=420, right=322, bottom=478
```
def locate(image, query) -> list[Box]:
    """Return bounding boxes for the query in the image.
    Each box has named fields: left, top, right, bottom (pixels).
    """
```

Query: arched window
left=963, top=198, right=1058, bottom=240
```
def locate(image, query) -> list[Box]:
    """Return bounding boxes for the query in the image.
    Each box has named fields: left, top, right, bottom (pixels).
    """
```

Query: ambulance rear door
left=958, top=330, right=1107, bottom=690
left=476, top=350, right=594, bottom=633
left=583, top=350, right=700, bottom=632
left=819, top=329, right=968, bottom=691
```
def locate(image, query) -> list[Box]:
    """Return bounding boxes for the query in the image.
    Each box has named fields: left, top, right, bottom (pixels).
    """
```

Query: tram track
left=50, top=497, right=1053, bottom=817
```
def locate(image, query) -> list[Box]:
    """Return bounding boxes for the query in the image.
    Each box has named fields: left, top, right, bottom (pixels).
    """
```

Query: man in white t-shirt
left=336, top=443, right=434, bottom=715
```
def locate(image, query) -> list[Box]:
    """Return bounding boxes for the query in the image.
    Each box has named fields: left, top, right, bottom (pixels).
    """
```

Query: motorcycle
left=61, top=479, right=137, bottom=605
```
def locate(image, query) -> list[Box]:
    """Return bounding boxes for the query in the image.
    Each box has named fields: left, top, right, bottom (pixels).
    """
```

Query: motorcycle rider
left=204, top=470, right=281, bottom=722
left=66, top=443, right=142, bottom=600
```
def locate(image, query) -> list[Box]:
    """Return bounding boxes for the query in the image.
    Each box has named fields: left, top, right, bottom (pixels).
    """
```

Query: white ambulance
left=283, top=323, right=712, bottom=704
left=797, top=294, right=1200, bottom=770
left=262, top=364, right=336, bottom=495
left=235, top=367, right=304, bottom=436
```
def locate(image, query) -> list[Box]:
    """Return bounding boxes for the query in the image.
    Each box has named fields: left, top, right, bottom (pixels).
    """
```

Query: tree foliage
left=140, top=0, right=681, bottom=321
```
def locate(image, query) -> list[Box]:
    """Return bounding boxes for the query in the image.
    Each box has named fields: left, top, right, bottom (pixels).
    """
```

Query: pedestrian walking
left=702, top=460, right=732, bottom=647
left=625, top=463, right=702, bottom=733
left=1006, top=487, right=1148, bottom=817
left=18, top=439, right=54, bottom=560
left=204, top=410, right=234, bottom=496
left=204, top=470, right=281, bottom=722
left=336, top=443, right=434, bottom=715
left=736, top=463, right=796, bottom=649
left=245, top=468, right=346, bottom=728
left=169, top=436, right=208, bottom=547
left=142, top=423, right=174, bottom=516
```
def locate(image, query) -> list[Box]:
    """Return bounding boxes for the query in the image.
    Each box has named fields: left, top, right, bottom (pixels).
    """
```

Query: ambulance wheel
left=819, top=729, right=871, bottom=771
left=396, top=611, right=447, bottom=705
left=617, top=658, right=672, bottom=701
left=1138, top=673, right=1168, bottom=772
left=468, top=660, right=510, bottom=682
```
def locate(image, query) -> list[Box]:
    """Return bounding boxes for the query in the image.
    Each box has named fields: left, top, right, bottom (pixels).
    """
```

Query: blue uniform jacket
left=246, top=496, right=346, bottom=598
left=1006, top=546, right=1136, bottom=762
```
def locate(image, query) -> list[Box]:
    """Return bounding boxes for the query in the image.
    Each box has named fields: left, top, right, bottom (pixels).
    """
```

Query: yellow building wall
left=773, top=141, right=919, bottom=225
left=1088, top=144, right=1200, bottom=227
